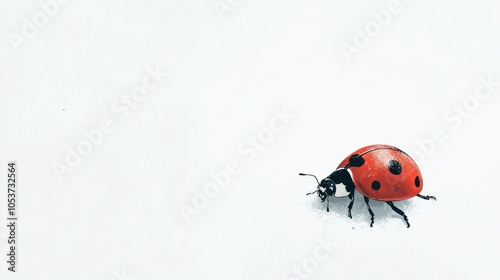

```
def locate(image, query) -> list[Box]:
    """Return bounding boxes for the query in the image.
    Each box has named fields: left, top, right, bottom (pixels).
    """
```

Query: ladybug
left=299, top=144, right=436, bottom=227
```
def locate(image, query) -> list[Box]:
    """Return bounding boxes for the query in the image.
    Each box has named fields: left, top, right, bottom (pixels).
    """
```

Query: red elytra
left=300, top=144, right=436, bottom=228
left=337, top=144, right=422, bottom=201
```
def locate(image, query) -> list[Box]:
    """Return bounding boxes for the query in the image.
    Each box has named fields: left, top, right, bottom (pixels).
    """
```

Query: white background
left=1, top=1, right=500, bottom=279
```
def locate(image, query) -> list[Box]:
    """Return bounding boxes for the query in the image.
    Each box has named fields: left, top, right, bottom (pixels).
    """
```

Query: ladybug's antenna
left=300, top=173, right=322, bottom=196
left=300, top=172, right=330, bottom=211
left=299, top=173, right=320, bottom=185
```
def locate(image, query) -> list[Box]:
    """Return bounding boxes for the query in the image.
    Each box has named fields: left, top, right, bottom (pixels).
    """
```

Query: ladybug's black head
left=318, top=178, right=336, bottom=199
left=299, top=173, right=337, bottom=212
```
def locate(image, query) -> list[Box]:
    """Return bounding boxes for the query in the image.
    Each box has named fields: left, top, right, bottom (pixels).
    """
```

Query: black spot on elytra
left=388, top=160, right=402, bottom=175
left=349, top=154, right=365, bottom=167
left=371, top=180, right=381, bottom=190
left=415, top=176, right=421, bottom=187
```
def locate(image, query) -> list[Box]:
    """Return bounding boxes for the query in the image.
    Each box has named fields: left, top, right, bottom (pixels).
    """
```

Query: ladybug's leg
left=417, top=194, right=437, bottom=201
left=363, top=196, right=374, bottom=227
left=347, top=192, right=355, bottom=219
left=386, top=202, right=410, bottom=228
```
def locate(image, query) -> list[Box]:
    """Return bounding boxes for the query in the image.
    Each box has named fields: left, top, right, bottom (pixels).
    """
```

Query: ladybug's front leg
left=347, top=192, right=355, bottom=219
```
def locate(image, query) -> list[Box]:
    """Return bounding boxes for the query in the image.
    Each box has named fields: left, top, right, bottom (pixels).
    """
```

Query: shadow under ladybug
left=300, top=145, right=436, bottom=228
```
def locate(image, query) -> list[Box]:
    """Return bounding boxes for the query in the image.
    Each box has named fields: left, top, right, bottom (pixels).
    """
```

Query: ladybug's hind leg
left=363, top=196, right=375, bottom=227
left=417, top=194, right=437, bottom=201
left=386, top=202, right=410, bottom=228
